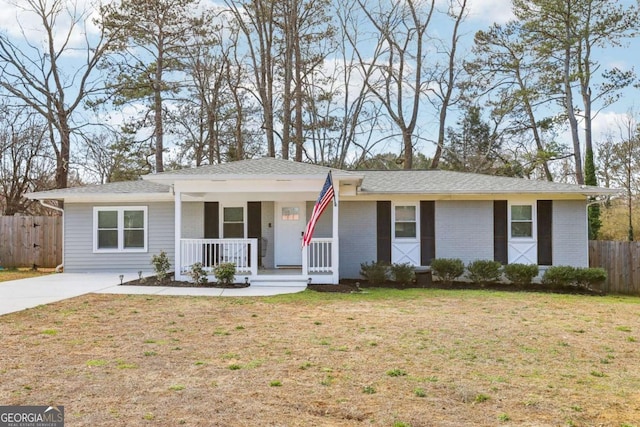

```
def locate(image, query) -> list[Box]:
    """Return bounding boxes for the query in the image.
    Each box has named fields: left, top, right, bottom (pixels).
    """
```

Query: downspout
left=39, top=200, right=64, bottom=272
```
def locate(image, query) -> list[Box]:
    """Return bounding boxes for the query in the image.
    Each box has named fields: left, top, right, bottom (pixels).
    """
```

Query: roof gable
left=145, top=157, right=355, bottom=180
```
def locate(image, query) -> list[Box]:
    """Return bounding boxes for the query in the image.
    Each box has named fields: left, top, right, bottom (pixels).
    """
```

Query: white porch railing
left=306, top=238, right=333, bottom=273
left=180, top=238, right=258, bottom=275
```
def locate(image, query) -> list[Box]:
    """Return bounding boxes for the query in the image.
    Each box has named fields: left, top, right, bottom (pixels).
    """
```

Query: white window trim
left=220, top=203, right=247, bottom=238
left=508, top=202, right=536, bottom=241
left=392, top=202, right=420, bottom=241
left=93, top=206, right=148, bottom=253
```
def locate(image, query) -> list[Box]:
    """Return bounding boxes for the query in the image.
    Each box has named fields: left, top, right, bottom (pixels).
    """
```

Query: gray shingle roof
left=26, top=158, right=615, bottom=200
left=149, top=157, right=355, bottom=178
left=26, top=180, right=171, bottom=199
left=358, top=170, right=612, bottom=195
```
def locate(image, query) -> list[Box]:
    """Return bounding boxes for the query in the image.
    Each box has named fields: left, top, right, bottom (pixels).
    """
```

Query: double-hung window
left=394, top=204, right=417, bottom=239
left=223, top=206, right=245, bottom=238
left=510, top=204, right=533, bottom=238
left=94, top=207, right=148, bottom=252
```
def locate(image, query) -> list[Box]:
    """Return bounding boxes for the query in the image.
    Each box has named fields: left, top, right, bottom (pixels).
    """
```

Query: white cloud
left=0, top=0, right=104, bottom=55
left=465, top=0, right=514, bottom=25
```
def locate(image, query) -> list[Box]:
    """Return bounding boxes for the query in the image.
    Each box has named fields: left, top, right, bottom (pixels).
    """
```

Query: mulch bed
left=122, top=273, right=249, bottom=289
left=123, top=273, right=602, bottom=295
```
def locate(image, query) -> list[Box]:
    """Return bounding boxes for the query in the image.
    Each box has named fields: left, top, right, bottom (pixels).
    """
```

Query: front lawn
left=0, top=289, right=638, bottom=426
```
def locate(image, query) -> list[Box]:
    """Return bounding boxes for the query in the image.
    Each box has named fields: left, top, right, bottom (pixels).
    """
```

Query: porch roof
left=143, top=157, right=363, bottom=183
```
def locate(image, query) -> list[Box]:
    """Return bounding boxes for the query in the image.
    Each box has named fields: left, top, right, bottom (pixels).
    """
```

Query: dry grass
left=1, top=289, right=639, bottom=426
left=0, top=268, right=54, bottom=282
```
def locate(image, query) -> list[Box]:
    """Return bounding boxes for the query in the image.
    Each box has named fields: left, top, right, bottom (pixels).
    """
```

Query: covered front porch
left=178, top=237, right=335, bottom=285
left=171, top=176, right=346, bottom=285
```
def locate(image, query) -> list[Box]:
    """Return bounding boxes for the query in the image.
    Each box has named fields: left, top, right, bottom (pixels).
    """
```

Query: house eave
left=26, top=194, right=174, bottom=203
left=355, top=189, right=617, bottom=199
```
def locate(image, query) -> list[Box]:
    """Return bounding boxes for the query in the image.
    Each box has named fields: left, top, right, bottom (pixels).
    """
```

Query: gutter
left=38, top=200, right=64, bottom=273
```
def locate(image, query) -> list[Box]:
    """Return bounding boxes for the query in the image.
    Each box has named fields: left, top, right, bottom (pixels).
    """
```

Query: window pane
left=98, top=230, right=118, bottom=249
left=98, top=211, right=118, bottom=228
left=124, top=210, right=144, bottom=228
left=224, top=207, right=243, bottom=222
left=511, top=205, right=532, bottom=221
left=395, top=205, right=416, bottom=222
left=124, top=230, right=145, bottom=248
left=224, top=223, right=244, bottom=238
left=282, top=207, right=300, bottom=221
left=511, top=222, right=532, bottom=238
left=395, top=222, right=416, bottom=238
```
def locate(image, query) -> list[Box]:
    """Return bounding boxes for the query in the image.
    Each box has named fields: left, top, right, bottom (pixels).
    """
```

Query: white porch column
left=174, top=189, right=184, bottom=280
left=331, top=184, right=340, bottom=284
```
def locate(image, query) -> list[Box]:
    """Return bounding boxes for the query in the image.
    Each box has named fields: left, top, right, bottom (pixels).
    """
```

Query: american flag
left=302, top=172, right=335, bottom=247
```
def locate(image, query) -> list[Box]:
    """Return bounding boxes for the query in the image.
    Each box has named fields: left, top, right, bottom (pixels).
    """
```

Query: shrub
left=214, top=262, right=236, bottom=285
left=151, top=250, right=171, bottom=283
left=187, top=262, right=209, bottom=286
left=360, top=261, right=389, bottom=285
left=503, top=263, right=539, bottom=286
left=466, top=260, right=502, bottom=285
left=541, top=266, right=576, bottom=288
left=390, top=263, right=415, bottom=285
left=574, top=267, right=607, bottom=290
left=430, top=258, right=464, bottom=285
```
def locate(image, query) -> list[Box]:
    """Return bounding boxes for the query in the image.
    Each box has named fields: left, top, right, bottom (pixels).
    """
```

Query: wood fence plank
left=590, top=240, right=640, bottom=296
left=0, top=216, right=62, bottom=268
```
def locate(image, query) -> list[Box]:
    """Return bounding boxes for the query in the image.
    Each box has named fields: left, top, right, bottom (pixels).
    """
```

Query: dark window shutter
left=420, top=201, right=435, bottom=265
left=247, top=202, right=262, bottom=267
left=247, top=202, right=261, bottom=239
left=204, top=202, right=219, bottom=238
left=494, top=201, right=508, bottom=264
left=203, top=202, right=219, bottom=266
left=537, top=200, right=553, bottom=265
left=376, top=201, right=391, bottom=263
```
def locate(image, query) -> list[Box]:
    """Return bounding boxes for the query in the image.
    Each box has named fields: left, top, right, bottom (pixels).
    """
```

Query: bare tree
left=226, top=0, right=278, bottom=157
left=429, top=0, right=468, bottom=169
left=0, top=0, right=113, bottom=189
left=356, top=0, right=435, bottom=169
left=0, top=104, right=55, bottom=215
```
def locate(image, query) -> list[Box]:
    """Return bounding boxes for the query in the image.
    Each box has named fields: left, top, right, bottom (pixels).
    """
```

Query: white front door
left=275, top=202, right=306, bottom=267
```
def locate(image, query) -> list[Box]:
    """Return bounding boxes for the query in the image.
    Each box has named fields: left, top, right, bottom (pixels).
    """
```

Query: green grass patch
left=86, top=359, right=108, bottom=367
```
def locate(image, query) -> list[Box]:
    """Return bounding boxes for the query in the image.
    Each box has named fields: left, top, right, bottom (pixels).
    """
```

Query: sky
left=0, top=0, right=639, bottom=165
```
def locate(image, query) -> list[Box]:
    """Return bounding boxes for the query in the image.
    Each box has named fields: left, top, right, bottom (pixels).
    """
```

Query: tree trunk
left=563, top=42, right=583, bottom=184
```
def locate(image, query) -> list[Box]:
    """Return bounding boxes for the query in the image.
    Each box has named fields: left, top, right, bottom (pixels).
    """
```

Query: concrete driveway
left=0, top=273, right=306, bottom=316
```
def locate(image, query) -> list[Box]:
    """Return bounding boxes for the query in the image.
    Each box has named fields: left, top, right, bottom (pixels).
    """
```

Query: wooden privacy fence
left=589, top=240, right=640, bottom=296
left=0, top=216, right=62, bottom=269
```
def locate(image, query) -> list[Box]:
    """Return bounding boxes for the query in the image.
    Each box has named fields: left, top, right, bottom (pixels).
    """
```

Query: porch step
left=249, top=276, right=310, bottom=287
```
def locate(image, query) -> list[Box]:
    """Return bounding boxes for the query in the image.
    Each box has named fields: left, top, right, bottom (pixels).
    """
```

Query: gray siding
left=64, top=202, right=175, bottom=273
left=339, top=201, right=376, bottom=279
left=553, top=200, right=588, bottom=267
left=181, top=202, right=204, bottom=238
left=435, top=200, right=494, bottom=263
left=306, top=201, right=333, bottom=238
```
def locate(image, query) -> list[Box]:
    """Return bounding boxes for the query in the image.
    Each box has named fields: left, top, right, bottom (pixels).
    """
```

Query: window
left=511, top=205, right=533, bottom=238
left=281, top=207, right=300, bottom=221
left=223, top=206, right=244, bottom=238
left=394, top=205, right=417, bottom=238
left=94, top=207, right=147, bottom=252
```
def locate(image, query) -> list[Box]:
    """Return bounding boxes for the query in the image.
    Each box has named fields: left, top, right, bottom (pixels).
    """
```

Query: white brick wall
left=435, top=200, right=494, bottom=263
left=553, top=200, right=588, bottom=267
